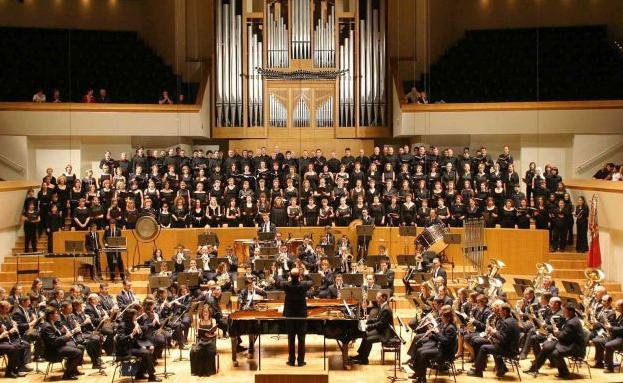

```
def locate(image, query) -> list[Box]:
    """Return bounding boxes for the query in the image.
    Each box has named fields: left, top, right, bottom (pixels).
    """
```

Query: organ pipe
left=247, top=22, right=263, bottom=127
left=215, top=0, right=243, bottom=127
left=359, top=0, right=385, bottom=127
left=313, top=1, right=335, bottom=67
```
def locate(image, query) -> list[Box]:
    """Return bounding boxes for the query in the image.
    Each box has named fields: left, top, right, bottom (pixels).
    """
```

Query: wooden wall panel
left=54, top=227, right=548, bottom=276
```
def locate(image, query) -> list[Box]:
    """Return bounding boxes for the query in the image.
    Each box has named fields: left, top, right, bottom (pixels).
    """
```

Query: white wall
left=29, top=137, right=81, bottom=182
left=0, top=187, right=34, bottom=264
left=571, top=135, right=623, bottom=178
left=0, top=136, right=29, bottom=180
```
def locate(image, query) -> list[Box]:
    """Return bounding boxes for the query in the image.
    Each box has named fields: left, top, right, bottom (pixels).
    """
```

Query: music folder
left=356, top=225, right=374, bottom=237
left=209, top=257, right=231, bottom=270
left=366, top=255, right=388, bottom=269
left=397, top=255, right=418, bottom=267
left=373, top=274, right=389, bottom=288
left=513, top=284, right=527, bottom=296
left=562, top=281, right=583, bottom=295
left=198, top=232, right=218, bottom=246
left=64, top=240, right=85, bottom=252
left=307, top=273, right=322, bottom=287
left=253, top=259, right=273, bottom=272
left=513, top=278, right=533, bottom=287
left=342, top=273, right=364, bottom=287
left=340, top=287, right=361, bottom=301
left=149, top=276, right=171, bottom=290
left=260, top=247, right=278, bottom=256
left=320, top=244, right=335, bottom=256
left=177, top=272, right=199, bottom=288
left=367, top=288, right=391, bottom=301
left=398, top=226, right=417, bottom=237
left=321, top=256, right=342, bottom=269
left=258, top=232, right=275, bottom=242
left=107, top=236, right=127, bottom=248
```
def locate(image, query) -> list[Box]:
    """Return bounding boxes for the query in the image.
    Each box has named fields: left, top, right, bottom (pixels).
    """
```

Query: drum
left=415, top=224, right=449, bottom=254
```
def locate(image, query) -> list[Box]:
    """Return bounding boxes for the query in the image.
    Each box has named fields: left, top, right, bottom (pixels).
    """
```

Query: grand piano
left=228, top=298, right=364, bottom=369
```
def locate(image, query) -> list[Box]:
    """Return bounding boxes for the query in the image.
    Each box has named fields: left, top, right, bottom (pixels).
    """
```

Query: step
left=548, top=252, right=587, bottom=261
left=548, top=259, right=587, bottom=269
left=0, top=270, right=54, bottom=282
left=1, top=261, right=55, bottom=272
left=552, top=269, right=587, bottom=279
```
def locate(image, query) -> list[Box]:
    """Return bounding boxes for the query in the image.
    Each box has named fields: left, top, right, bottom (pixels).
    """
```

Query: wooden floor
left=22, top=334, right=623, bottom=383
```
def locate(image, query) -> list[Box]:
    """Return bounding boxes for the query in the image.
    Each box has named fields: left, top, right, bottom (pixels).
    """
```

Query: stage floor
left=27, top=334, right=622, bottom=383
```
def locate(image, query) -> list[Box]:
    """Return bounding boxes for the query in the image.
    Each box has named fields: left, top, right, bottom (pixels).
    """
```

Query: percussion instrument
left=286, top=237, right=304, bottom=255
left=135, top=215, right=160, bottom=242
left=415, top=224, right=450, bottom=254
left=233, top=239, right=254, bottom=262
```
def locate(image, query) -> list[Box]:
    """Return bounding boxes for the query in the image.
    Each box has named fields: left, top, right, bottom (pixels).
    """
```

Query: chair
left=566, top=355, right=591, bottom=378
left=380, top=338, right=401, bottom=366
left=502, top=355, right=523, bottom=382
left=43, top=356, right=67, bottom=382
left=427, top=358, right=458, bottom=383
left=110, top=354, right=138, bottom=383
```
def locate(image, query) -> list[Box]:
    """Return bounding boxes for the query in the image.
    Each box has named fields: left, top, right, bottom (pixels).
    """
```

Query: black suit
left=40, top=321, right=83, bottom=376
left=85, top=231, right=103, bottom=277
left=594, top=314, right=623, bottom=369
left=103, top=226, right=124, bottom=280
left=282, top=277, right=313, bottom=364
left=357, top=302, right=394, bottom=360
left=258, top=221, right=276, bottom=234
left=533, top=315, right=586, bottom=375
left=431, top=266, right=447, bottom=283
left=413, top=322, right=458, bottom=379
left=116, top=290, right=137, bottom=310
left=474, top=315, right=521, bottom=374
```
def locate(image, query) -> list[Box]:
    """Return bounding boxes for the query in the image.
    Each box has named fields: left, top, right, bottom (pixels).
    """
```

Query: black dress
left=575, top=205, right=589, bottom=252
left=499, top=207, right=516, bottom=228
left=271, top=206, right=288, bottom=227
left=303, top=204, right=319, bottom=226
left=190, top=321, right=217, bottom=376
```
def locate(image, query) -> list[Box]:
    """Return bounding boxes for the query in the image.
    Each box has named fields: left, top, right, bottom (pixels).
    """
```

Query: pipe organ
left=213, top=0, right=388, bottom=136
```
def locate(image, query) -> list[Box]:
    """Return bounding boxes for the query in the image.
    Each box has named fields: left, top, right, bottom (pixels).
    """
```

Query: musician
left=357, top=209, right=375, bottom=258
left=237, top=279, right=266, bottom=355
left=84, top=223, right=103, bottom=279
left=259, top=213, right=276, bottom=233
left=350, top=292, right=394, bottom=365
left=190, top=304, right=218, bottom=376
left=424, top=209, right=442, bottom=227
left=468, top=302, right=521, bottom=378
left=0, top=300, right=32, bottom=378
left=541, top=276, right=559, bottom=297
left=409, top=305, right=457, bottom=383
left=116, top=279, right=139, bottom=310
left=103, top=219, right=125, bottom=281
left=325, top=273, right=347, bottom=299
left=281, top=268, right=314, bottom=366
left=13, top=295, right=43, bottom=360
left=464, top=296, right=494, bottom=362
left=276, top=245, right=295, bottom=276
left=589, top=294, right=616, bottom=342
left=362, top=274, right=381, bottom=295
left=436, top=286, right=453, bottom=307
left=142, top=298, right=169, bottom=359
left=116, top=308, right=161, bottom=382
left=430, top=258, right=447, bottom=284
left=69, top=300, right=103, bottom=369
left=204, top=286, right=230, bottom=339
left=377, top=259, right=395, bottom=293
left=84, top=293, right=115, bottom=355
left=521, top=295, right=561, bottom=360
left=593, top=299, right=623, bottom=372
left=97, top=283, right=117, bottom=313
left=172, top=245, right=186, bottom=274
left=525, top=303, right=587, bottom=378
left=320, top=226, right=336, bottom=246
left=40, top=307, right=84, bottom=380
left=298, top=237, right=318, bottom=273
left=48, top=288, right=65, bottom=309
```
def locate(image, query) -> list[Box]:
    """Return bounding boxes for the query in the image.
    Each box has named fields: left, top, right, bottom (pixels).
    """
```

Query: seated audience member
left=32, top=89, right=46, bottom=103
left=159, top=90, right=174, bottom=105
left=82, top=88, right=97, bottom=103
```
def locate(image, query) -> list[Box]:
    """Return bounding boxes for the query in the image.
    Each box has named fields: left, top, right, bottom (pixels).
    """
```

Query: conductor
left=281, top=268, right=313, bottom=366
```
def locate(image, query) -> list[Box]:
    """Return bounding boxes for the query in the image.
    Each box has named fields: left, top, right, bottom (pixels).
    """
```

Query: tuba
left=582, top=267, right=605, bottom=297
left=487, top=259, right=505, bottom=279
left=533, top=262, right=553, bottom=294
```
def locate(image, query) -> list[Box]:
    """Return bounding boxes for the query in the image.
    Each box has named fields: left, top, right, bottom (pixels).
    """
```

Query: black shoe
left=351, top=358, right=368, bottom=365
left=496, top=367, right=508, bottom=377
left=604, top=367, right=615, bottom=373
left=467, top=370, right=483, bottom=377
left=61, top=375, right=79, bottom=380
left=148, top=375, right=162, bottom=382
left=5, top=372, right=19, bottom=379
left=555, top=372, right=570, bottom=379
left=237, top=345, right=247, bottom=353
left=135, top=374, right=149, bottom=380
left=592, top=362, right=604, bottom=369
left=19, top=366, right=33, bottom=372
left=298, top=361, right=306, bottom=367
left=286, top=361, right=296, bottom=367
left=74, top=370, right=85, bottom=376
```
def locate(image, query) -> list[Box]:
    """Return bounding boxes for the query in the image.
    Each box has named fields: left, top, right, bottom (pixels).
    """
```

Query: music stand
left=340, top=287, right=360, bottom=301
left=513, top=278, right=533, bottom=287
left=398, top=226, right=417, bottom=256
left=258, top=232, right=275, bottom=242
left=260, top=247, right=278, bottom=256
left=320, top=244, right=335, bottom=256
left=366, top=255, right=388, bottom=271
left=64, top=240, right=85, bottom=283
left=266, top=291, right=285, bottom=301
left=321, top=256, right=342, bottom=269
left=396, top=255, right=419, bottom=268
left=107, top=236, right=129, bottom=274
left=154, top=261, right=175, bottom=273
left=367, top=288, right=391, bottom=301
left=253, top=259, right=273, bottom=272
left=307, top=273, right=322, bottom=287
left=220, top=291, right=233, bottom=311
left=562, top=281, right=583, bottom=295
left=208, top=257, right=231, bottom=270
left=513, top=284, right=527, bottom=296
left=374, top=274, right=389, bottom=288
left=356, top=225, right=374, bottom=260
left=177, top=272, right=199, bottom=289
left=198, top=232, right=218, bottom=246
left=235, top=274, right=247, bottom=293
left=149, top=276, right=171, bottom=293
left=342, top=273, right=364, bottom=287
